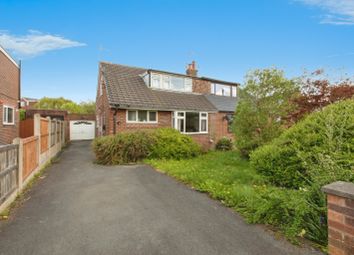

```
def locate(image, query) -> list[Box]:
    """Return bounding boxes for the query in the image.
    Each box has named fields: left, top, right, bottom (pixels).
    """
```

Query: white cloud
left=297, top=0, right=354, bottom=25
left=0, top=30, right=86, bottom=58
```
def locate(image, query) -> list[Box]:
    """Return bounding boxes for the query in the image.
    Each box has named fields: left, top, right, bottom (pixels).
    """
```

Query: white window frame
left=173, top=111, right=208, bottom=134
left=3, top=105, right=15, bottom=125
left=126, top=110, right=158, bottom=124
left=149, top=73, right=193, bottom=93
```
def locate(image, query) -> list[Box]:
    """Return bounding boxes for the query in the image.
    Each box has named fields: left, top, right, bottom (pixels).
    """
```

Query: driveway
left=0, top=141, right=321, bottom=255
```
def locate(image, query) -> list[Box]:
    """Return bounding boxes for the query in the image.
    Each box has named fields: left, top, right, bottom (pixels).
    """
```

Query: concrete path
left=0, top=141, right=322, bottom=255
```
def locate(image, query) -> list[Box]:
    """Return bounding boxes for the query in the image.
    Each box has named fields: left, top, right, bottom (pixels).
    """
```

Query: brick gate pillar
left=322, top=181, right=354, bottom=255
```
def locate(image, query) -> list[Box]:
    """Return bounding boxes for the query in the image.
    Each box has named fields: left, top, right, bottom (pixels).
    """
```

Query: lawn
left=146, top=151, right=326, bottom=248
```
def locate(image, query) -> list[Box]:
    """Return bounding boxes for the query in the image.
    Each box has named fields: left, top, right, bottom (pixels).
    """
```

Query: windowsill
left=126, top=121, right=158, bottom=124
left=3, top=123, right=15, bottom=126
left=183, top=132, right=208, bottom=135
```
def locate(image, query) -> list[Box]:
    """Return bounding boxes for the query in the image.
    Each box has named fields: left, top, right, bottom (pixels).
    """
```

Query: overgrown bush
left=92, top=128, right=201, bottom=165
left=215, top=137, right=233, bottom=151
left=149, top=128, right=201, bottom=160
left=92, top=130, right=156, bottom=165
left=250, top=99, right=354, bottom=189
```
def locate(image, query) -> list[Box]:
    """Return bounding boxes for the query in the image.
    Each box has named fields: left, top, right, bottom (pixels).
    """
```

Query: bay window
left=3, top=106, right=14, bottom=125
left=173, top=111, right=208, bottom=134
left=127, top=110, right=157, bottom=123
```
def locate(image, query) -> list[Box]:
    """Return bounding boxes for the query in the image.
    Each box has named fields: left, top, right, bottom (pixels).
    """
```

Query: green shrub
left=92, top=128, right=201, bottom=165
left=250, top=99, right=354, bottom=189
left=215, top=137, right=233, bottom=151
left=92, top=130, right=156, bottom=165
left=149, top=128, right=201, bottom=160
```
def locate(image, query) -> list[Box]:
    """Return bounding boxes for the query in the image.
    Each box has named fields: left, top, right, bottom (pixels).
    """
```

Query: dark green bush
left=92, top=128, right=201, bottom=165
left=250, top=99, right=354, bottom=189
left=92, top=130, right=156, bottom=165
left=215, top=137, right=233, bottom=151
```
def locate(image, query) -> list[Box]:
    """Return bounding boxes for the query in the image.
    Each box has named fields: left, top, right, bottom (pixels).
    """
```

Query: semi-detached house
left=96, top=61, right=238, bottom=149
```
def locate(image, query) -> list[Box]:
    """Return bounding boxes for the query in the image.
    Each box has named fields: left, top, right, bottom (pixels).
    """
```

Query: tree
left=288, top=70, right=354, bottom=123
left=233, top=68, right=299, bottom=157
left=34, top=97, right=95, bottom=114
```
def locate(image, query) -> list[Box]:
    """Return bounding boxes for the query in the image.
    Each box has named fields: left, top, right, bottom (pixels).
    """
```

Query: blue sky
left=0, top=0, right=353, bottom=102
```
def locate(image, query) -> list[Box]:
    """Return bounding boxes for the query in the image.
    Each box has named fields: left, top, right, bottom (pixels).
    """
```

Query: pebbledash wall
left=0, top=48, right=20, bottom=144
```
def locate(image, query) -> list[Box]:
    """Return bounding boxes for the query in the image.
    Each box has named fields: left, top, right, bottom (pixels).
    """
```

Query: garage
left=70, top=120, right=95, bottom=140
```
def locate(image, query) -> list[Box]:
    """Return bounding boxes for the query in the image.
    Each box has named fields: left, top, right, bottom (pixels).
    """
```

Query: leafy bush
left=92, top=130, right=156, bottom=165
left=215, top=137, right=233, bottom=151
left=250, top=99, right=354, bottom=189
left=149, top=128, right=201, bottom=160
left=92, top=128, right=201, bottom=165
left=233, top=68, right=299, bottom=157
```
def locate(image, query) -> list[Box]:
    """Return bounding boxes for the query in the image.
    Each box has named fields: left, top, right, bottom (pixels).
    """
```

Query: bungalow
left=96, top=61, right=238, bottom=149
left=0, top=45, right=20, bottom=144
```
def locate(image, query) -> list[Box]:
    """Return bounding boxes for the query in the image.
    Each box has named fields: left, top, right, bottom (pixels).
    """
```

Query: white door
left=70, top=120, right=95, bottom=140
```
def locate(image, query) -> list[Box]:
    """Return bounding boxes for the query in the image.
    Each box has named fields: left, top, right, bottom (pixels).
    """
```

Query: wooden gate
left=0, top=144, right=19, bottom=206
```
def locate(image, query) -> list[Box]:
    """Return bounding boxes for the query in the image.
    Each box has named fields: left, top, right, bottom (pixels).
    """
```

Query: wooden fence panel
left=0, top=145, right=19, bottom=206
left=19, top=119, right=34, bottom=138
left=40, top=118, right=49, bottom=153
left=23, top=136, right=39, bottom=180
left=50, top=121, right=56, bottom=147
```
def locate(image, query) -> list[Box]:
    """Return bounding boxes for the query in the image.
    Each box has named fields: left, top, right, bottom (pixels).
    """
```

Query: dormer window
left=211, top=83, right=237, bottom=97
left=149, top=72, right=192, bottom=92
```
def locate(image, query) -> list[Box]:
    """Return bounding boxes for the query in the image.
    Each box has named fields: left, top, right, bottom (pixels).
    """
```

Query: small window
left=127, top=110, right=157, bottom=123
left=200, top=112, right=208, bottom=133
left=3, top=106, right=15, bottom=125
left=174, top=111, right=208, bottom=133
left=152, top=74, right=161, bottom=88
left=149, top=111, right=156, bottom=122
left=127, top=110, right=137, bottom=121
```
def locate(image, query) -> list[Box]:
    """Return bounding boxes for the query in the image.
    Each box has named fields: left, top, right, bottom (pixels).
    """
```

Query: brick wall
left=107, top=109, right=171, bottom=134
left=0, top=50, right=20, bottom=144
left=192, top=79, right=211, bottom=94
left=322, top=182, right=354, bottom=255
left=209, top=112, right=234, bottom=142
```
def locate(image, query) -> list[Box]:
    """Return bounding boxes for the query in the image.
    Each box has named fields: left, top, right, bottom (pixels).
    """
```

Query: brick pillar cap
left=322, top=181, right=354, bottom=200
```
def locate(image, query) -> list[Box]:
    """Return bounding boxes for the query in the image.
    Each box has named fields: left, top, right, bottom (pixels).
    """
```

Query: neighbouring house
left=96, top=61, right=238, bottom=149
left=0, top=45, right=20, bottom=144
left=20, top=97, right=38, bottom=109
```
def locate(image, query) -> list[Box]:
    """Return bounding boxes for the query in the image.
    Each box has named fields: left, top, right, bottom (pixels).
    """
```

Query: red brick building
left=96, top=61, right=238, bottom=149
left=0, top=46, right=20, bottom=144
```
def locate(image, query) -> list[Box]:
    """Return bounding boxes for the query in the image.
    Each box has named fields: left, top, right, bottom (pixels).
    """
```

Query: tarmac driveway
left=0, top=141, right=321, bottom=255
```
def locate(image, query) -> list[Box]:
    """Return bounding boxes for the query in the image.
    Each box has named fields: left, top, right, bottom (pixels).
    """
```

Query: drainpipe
left=112, top=104, right=120, bottom=134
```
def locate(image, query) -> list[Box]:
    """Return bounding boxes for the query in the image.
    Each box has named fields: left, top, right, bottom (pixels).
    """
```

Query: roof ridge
left=99, top=61, right=147, bottom=71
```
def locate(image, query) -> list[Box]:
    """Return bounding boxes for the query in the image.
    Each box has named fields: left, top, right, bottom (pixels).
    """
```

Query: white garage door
left=70, top=120, right=95, bottom=140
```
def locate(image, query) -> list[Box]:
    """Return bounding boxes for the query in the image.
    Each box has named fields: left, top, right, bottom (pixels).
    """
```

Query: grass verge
left=146, top=151, right=326, bottom=251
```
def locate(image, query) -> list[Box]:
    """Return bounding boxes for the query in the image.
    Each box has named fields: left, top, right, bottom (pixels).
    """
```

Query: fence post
left=34, top=114, right=41, bottom=167
left=322, top=181, right=354, bottom=255
left=12, top=138, right=23, bottom=190
left=47, top=117, right=51, bottom=152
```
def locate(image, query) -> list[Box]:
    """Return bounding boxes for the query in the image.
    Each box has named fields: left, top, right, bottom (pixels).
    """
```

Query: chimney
left=186, top=61, right=198, bottom=76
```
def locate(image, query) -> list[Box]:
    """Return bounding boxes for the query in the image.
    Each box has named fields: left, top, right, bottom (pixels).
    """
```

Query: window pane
left=201, top=113, right=207, bottom=118
left=7, top=108, right=13, bottom=123
left=185, top=78, right=192, bottom=92
left=149, top=111, right=156, bottom=122
left=177, top=119, right=184, bottom=132
left=177, top=112, right=184, bottom=117
left=211, top=83, right=215, bottom=94
left=138, top=110, right=147, bottom=122
left=171, top=76, right=184, bottom=91
left=152, top=74, right=160, bottom=88
left=232, top=87, right=237, bottom=97
left=186, top=112, right=199, bottom=133
left=201, top=119, right=207, bottom=132
left=127, top=111, right=136, bottom=121
left=162, top=76, right=170, bottom=89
